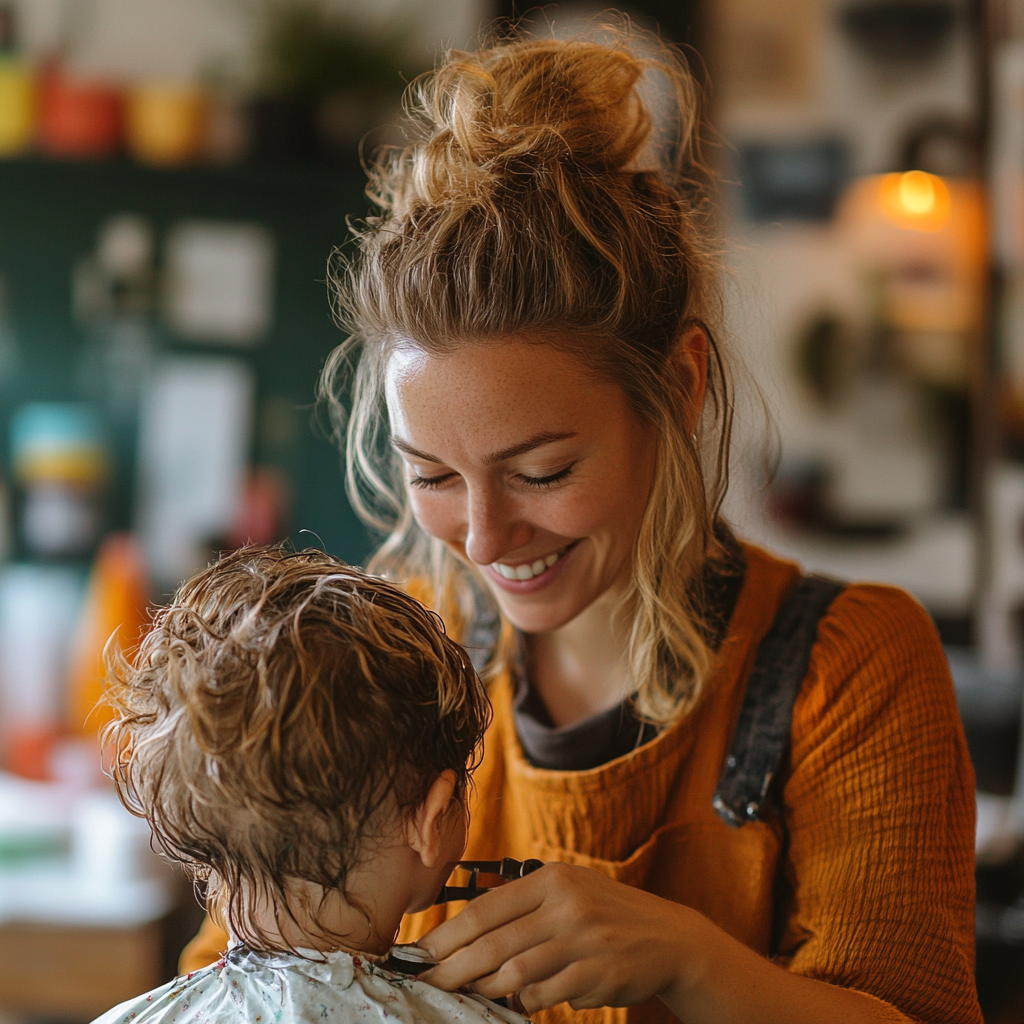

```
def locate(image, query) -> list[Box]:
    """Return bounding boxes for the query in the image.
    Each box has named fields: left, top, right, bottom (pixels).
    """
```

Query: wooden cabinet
left=0, top=920, right=162, bottom=1020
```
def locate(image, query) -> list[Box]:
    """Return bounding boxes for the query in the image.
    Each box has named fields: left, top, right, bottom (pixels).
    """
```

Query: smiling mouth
left=490, top=544, right=573, bottom=581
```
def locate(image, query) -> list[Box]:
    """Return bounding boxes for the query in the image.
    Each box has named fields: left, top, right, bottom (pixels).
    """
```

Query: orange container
left=6, top=725, right=61, bottom=782
left=126, top=81, right=207, bottom=166
left=66, top=533, right=150, bottom=737
left=39, top=67, right=123, bottom=159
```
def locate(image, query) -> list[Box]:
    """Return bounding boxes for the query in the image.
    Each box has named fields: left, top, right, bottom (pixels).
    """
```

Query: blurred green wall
left=0, top=157, right=373, bottom=567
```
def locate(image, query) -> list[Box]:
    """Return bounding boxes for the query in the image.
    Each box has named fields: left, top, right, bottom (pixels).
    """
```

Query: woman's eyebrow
left=390, top=436, right=442, bottom=462
left=389, top=430, right=577, bottom=465
left=483, top=431, right=578, bottom=465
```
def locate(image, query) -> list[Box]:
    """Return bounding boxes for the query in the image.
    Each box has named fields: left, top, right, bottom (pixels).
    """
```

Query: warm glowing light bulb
left=876, top=170, right=952, bottom=231
left=898, top=170, right=937, bottom=215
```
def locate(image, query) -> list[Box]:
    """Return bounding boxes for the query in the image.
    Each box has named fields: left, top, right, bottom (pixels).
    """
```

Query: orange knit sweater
left=180, top=543, right=981, bottom=1024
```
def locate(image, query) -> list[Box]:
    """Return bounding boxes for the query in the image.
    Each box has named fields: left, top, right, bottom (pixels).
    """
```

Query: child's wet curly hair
left=103, top=544, right=490, bottom=952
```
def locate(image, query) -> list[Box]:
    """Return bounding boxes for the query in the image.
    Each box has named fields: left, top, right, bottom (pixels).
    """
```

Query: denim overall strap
left=713, top=575, right=846, bottom=828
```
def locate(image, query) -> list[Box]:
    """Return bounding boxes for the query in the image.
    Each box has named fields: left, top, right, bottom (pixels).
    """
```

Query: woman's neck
left=527, top=588, right=633, bottom=728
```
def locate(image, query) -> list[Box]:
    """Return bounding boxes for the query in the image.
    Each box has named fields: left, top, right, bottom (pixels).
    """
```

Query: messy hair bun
left=324, top=21, right=734, bottom=725
left=396, top=36, right=665, bottom=201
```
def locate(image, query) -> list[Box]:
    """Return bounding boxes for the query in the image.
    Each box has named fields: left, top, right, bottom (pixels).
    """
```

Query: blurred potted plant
left=247, top=0, right=419, bottom=163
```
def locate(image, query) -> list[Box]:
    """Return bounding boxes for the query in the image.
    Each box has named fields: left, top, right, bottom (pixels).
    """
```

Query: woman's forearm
left=661, top=909, right=908, bottom=1024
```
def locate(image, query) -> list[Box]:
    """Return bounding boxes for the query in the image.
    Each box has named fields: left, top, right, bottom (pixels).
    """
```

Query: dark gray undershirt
left=512, top=532, right=747, bottom=771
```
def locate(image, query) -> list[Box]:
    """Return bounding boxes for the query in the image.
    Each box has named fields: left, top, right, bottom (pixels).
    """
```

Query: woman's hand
left=417, top=862, right=695, bottom=1013
left=417, top=862, right=901, bottom=1024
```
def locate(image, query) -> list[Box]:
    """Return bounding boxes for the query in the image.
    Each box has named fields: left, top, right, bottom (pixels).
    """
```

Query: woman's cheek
left=550, top=483, right=612, bottom=537
left=408, top=492, right=462, bottom=544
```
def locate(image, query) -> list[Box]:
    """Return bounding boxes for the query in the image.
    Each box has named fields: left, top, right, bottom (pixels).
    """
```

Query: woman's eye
left=409, top=472, right=457, bottom=490
left=519, top=465, right=575, bottom=489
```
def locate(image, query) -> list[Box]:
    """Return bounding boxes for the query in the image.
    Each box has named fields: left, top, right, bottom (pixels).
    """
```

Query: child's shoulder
left=89, top=959, right=232, bottom=1024
left=90, top=949, right=531, bottom=1024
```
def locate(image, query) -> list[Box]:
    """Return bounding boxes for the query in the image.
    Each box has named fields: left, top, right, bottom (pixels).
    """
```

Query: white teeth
left=492, top=547, right=566, bottom=582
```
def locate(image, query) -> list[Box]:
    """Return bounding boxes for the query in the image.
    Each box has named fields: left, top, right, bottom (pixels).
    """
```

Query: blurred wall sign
left=135, top=357, right=255, bottom=591
left=714, top=0, right=821, bottom=104
left=163, top=221, right=275, bottom=345
left=738, top=140, right=849, bottom=222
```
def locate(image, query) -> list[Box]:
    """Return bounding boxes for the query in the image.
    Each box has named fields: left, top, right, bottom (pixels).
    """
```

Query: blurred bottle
left=227, top=466, right=291, bottom=549
left=39, top=62, right=122, bottom=159
left=72, top=788, right=166, bottom=890
left=126, top=81, right=208, bottom=166
left=0, top=562, right=85, bottom=779
left=11, top=403, right=108, bottom=560
left=0, top=3, right=35, bottom=156
left=65, top=533, right=149, bottom=737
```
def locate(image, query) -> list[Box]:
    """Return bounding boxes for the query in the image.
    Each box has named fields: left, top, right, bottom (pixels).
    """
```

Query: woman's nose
left=463, top=490, right=532, bottom=566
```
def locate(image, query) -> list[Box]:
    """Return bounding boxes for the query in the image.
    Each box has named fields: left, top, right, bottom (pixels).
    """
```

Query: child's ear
left=406, top=769, right=460, bottom=869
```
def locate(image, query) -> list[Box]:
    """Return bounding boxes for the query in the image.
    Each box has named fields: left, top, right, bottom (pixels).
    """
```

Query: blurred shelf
left=0, top=864, right=171, bottom=928
left=0, top=152, right=366, bottom=189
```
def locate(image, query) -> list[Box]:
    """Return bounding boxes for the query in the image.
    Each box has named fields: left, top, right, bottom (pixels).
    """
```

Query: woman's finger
left=420, top=906, right=555, bottom=991
left=467, top=938, right=575, bottom=1002
left=518, top=960, right=604, bottom=1014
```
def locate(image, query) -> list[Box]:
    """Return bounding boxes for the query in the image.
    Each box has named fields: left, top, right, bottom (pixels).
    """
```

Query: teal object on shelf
left=11, top=403, right=103, bottom=461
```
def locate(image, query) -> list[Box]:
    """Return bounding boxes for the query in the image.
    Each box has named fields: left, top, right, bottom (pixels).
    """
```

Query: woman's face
left=384, top=339, right=657, bottom=635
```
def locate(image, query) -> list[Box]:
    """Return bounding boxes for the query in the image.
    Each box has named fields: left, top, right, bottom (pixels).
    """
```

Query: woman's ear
left=671, top=325, right=709, bottom=431
left=405, top=769, right=460, bottom=869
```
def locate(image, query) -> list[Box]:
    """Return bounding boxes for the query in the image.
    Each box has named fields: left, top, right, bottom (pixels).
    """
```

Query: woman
left=183, top=24, right=980, bottom=1024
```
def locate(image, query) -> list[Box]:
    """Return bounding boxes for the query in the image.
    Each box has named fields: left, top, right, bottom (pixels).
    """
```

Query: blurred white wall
left=12, top=0, right=485, bottom=82
left=714, top=0, right=975, bottom=174
left=714, top=0, right=980, bottom=611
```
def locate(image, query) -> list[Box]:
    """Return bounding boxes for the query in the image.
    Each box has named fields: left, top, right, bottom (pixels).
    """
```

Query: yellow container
left=126, top=81, right=207, bottom=166
left=0, top=58, right=35, bottom=156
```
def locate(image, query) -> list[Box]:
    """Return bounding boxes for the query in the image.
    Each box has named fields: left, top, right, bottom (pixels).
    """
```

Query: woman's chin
left=489, top=586, right=597, bottom=635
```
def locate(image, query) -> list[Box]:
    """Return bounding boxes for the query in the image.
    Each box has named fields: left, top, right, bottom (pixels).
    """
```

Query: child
left=93, top=545, right=525, bottom=1024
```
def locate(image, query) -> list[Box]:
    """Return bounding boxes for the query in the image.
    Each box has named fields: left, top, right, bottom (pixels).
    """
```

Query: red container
left=39, top=66, right=123, bottom=158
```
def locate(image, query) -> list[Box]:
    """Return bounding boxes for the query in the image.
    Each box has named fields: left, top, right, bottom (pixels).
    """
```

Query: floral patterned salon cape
left=90, top=945, right=529, bottom=1024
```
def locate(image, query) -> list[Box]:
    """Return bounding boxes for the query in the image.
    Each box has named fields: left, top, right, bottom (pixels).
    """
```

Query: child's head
left=104, top=545, right=490, bottom=954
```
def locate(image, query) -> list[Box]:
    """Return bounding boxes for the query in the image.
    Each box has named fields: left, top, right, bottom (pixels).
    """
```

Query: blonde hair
left=322, top=21, right=734, bottom=724
left=103, top=545, right=488, bottom=953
